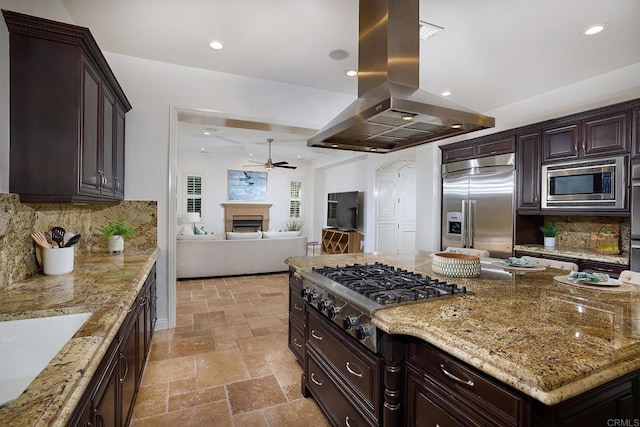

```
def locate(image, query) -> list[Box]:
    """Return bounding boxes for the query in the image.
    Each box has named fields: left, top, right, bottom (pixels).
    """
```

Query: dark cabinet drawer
left=307, top=309, right=381, bottom=414
left=288, top=317, right=304, bottom=365
left=407, top=340, right=527, bottom=426
left=307, top=352, right=376, bottom=427
left=289, top=290, right=305, bottom=324
left=406, top=368, right=482, bottom=427
left=581, top=260, right=626, bottom=278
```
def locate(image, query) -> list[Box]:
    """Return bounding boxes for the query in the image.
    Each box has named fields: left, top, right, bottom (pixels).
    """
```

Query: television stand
left=321, top=228, right=362, bottom=254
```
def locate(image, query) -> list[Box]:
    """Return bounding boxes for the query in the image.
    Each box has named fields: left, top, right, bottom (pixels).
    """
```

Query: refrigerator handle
left=468, top=200, right=475, bottom=248
left=461, top=200, right=467, bottom=248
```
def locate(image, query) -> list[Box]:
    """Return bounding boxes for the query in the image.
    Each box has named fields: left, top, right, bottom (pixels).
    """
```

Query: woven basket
left=432, top=252, right=481, bottom=278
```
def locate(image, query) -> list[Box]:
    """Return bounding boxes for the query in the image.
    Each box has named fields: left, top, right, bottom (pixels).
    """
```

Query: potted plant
left=283, top=220, right=303, bottom=232
left=101, top=219, right=135, bottom=253
left=539, top=221, right=559, bottom=249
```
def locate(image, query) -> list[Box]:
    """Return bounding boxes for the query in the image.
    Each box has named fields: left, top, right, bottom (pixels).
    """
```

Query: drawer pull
left=311, top=373, right=323, bottom=386
left=346, top=416, right=353, bottom=427
left=345, top=361, right=363, bottom=378
left=311, top=330, right=323, bottom=341
left=293, top=303, right=303, bottom=311
left=439, top=364, right=474, bottom=387
left=293, top=338, right=303, bottom=348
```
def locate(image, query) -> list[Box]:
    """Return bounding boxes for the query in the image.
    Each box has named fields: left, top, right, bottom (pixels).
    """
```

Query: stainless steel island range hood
left=308, top=0, right=495, bottom=153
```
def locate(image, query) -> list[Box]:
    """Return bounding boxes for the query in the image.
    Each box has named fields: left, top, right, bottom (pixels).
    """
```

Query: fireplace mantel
left=221, top=203, right=272, bottom=232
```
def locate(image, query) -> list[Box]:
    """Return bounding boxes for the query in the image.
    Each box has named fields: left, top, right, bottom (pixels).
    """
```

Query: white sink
left=0, top=312, right=92, bottom=406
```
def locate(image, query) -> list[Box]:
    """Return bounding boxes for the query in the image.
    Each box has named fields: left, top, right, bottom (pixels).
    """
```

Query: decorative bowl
left=432, top=252, right=481, bottom=278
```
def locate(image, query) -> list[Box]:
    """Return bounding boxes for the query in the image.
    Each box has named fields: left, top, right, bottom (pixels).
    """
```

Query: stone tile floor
left=131, top=273, right=330, bottom=426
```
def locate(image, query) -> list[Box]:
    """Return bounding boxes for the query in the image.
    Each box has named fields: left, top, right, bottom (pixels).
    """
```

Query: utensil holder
left=42, top=247, right=75, bottom=275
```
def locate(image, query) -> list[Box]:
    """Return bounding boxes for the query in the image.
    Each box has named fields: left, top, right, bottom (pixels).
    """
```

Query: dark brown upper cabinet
left=3, top=10, right=131, bottom=203
left=542, top=111, right=630, bottom=163
left=516, top=131, right=541, bottom=212
left=633, top=108, right=640, bottom=158
left=441, top=133, right=515, bottom=163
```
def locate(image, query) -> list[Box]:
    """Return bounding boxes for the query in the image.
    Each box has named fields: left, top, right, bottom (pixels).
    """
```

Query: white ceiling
left=60, top=0, right=640, bottom=161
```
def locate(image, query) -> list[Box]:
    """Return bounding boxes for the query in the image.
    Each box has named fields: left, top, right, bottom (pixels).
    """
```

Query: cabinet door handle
left=293, top=338, right=303, bottom=348
left=582, top=140, right=586, bottom=153
left=574, top=141, right=578, bottom=153
left=94, top=410, right=105, bottom=427
left=119, top=353, right=129, bottom=383
left=115, top=177, right=120, bottom=190
left=293, top=303, right=303, bottom=311
left=439, top=364, right=474, bottom=387
left=346, top=416, right=353, bottom=427
left=345, top=361, right=363, bottom=378
left=310, top=372, right=323, bottom=386
left=311, top=330, right=323, bottom=341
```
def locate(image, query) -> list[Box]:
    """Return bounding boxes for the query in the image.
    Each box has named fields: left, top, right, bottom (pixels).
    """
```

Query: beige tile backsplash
left=0, top=193, right=157, bottom=290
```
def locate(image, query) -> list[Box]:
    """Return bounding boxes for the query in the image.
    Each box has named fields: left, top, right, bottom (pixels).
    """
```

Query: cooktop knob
left=328, top=304, right=345, bottom=319
left=318, top=299, right=333, bottom=312
left=301, top=288, right=312, bottom=298
left=356, top=323, right=373, bottom=341
left=306, top=292, right=320, bottom=303
left=343, top=315, right=361, bottom=330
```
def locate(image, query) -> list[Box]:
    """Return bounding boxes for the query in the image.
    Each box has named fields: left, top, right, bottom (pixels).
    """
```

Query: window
left=185, top=175, right=202, bottom=215
left=289, top=179, right=302, bottom=219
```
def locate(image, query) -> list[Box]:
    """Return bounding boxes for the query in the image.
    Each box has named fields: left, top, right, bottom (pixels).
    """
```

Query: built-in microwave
left=541, top=156, right=626, bottom=210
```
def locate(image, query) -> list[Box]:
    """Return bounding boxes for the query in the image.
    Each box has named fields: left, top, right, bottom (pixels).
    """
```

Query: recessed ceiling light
left=345, top=69, right=358, bottom=77
left=441, top=91, right=452, bottom=97
left=203, top=131, right=210, bottom=135
left=248, top=153, right=253, bottom=156
left=582, top=23, right=609, bottom=36
left=208, top=40, right=223, bottom=50
left=329, top=49, right=349, bottom=60
left=419, top=21, right=444, bottom=40
left=199, top=147, right=207, bottom=151
left=297, top=155, right=302, bottom=159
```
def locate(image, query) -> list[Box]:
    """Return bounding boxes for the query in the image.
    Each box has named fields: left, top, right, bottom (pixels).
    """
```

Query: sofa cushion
left=226, top=231, right=262, bottom=240
left=177, top=234, right=222, bottom=240
left=262, top=231, right=302, bottom=239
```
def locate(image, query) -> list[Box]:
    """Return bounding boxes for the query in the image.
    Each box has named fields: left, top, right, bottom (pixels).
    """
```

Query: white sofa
left=176, top=231, right=307, bottom=279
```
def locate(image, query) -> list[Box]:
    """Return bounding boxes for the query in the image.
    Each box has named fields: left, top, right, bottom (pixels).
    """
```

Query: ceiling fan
left=244, top=138, right=297, bottom=170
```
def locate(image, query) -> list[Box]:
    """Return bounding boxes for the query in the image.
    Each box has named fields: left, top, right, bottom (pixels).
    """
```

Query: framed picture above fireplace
left=227, top=170, right=267, bottom=201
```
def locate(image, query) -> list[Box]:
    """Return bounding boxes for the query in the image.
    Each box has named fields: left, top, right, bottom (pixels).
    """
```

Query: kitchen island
left=286, top=251, right=640, bottom=425
left=0, top=248, right=158, bottom=426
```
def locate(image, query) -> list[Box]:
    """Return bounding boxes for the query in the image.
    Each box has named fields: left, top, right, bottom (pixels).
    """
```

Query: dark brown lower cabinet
left=406, top=338, right=640, bottom=427
left=67, top=263, right=156, bottom=427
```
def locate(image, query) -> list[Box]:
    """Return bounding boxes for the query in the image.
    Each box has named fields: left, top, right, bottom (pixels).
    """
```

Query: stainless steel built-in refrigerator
left=441, top=153, right=515, bottom=259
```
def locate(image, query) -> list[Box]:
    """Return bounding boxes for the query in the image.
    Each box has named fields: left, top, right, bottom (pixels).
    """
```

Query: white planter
left=108, top=235, right=125, bottom=253
left=543, top=236, right=556, bottom=249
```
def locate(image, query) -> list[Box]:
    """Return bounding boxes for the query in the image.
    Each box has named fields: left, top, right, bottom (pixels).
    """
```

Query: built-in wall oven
left=541, top=156, right=626, bottom=210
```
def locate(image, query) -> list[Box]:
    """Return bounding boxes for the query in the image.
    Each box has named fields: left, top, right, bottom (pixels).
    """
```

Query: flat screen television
left=327, top=191, right=362, bottom=231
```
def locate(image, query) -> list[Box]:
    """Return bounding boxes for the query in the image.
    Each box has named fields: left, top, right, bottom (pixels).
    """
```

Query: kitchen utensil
left=62, top=231, right=75, bottom=247
left=51, top=226, right=65, bottom=248
left=44, top=231, right=54, bottom=247
left=64, top=234, right=81, bottom=247
left=31, top=231, right=51, bottom=249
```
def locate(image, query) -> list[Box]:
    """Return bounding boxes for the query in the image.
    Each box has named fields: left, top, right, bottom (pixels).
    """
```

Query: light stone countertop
left=514, top=243, right=629, bottom=265
left=0, top=248, right=159, bottom=427
left=286, top=251, right=640, bottom=406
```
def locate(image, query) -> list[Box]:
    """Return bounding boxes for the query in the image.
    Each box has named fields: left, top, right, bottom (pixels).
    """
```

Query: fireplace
left=221, top=203, right=272, bottom=232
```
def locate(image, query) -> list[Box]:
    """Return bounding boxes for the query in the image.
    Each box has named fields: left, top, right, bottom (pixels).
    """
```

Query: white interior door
left=375, top=162, right=416, bottom=252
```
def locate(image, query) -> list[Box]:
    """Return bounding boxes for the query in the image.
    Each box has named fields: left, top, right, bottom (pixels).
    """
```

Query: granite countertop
left=0, top=248, right=159, bottom=427
left=286, top=251, right=640, bottom=406
left=514, top=243, right=629, bottom=265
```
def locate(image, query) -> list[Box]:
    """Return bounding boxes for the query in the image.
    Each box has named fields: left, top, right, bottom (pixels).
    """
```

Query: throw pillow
left=194, top=225, right=209, bottom=235
left=226, top=231, right=262, bottom=240
left=177, top=224, right=195, bottom=236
